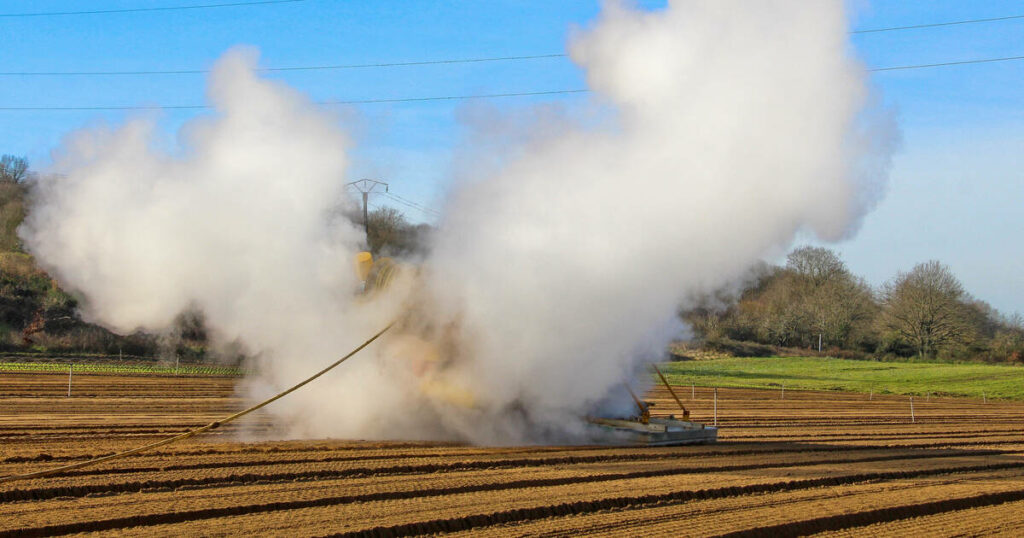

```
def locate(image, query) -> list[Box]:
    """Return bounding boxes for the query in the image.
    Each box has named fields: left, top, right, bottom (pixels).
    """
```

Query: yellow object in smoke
left=386, top=333, right=476, bottom=409
left=355, top=251, right=374, bottom=282
left=420, top=378, right=477, bottom=408
left=355, top=252, right=477, bottom=409
left=386, top=333, right=442, bottom=368
left=369, top=257, right=398, bottom=291
left=356, top=251, right=399, bottom=293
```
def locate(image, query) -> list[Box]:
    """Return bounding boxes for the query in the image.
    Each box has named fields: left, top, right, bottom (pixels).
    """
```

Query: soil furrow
left=5, top=448, right=1012, bottom=503
left=8, top=460, right=1016, bottom=538
left=5, top=373, right=1023, bottom=536
left=322, top=463, right=1024, bottom=538
left=714, top=490, right=1024, bottom=538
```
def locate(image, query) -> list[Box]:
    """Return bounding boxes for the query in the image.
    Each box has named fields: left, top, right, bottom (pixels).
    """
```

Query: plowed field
left=2, top=372, right=1023, bottom=536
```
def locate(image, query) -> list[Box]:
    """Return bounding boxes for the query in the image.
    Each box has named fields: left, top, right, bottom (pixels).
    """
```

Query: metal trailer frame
left=588, top=416, right=718, bottom=446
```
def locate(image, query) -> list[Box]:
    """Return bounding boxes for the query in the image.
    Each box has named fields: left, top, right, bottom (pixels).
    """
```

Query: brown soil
left=1, top=372, right=1022, bottom=536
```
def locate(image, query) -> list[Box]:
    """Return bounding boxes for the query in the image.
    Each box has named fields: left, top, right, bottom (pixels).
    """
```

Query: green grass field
left=659, top=356, right=1024, bottom=400
left=0, top=361, right=244, bottom=377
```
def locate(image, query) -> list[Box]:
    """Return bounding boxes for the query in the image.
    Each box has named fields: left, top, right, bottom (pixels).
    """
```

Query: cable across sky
left=0, top=0, right=304, bottom=18
left=850, top=13, right=1024, bottom=34
left=1, top=54, right=1020, bottom=111
left=0, top=54, right=567, bottom=77
left=380, top=192, right=441, bottom=217
left=2, top=12, right=1022, bottom=76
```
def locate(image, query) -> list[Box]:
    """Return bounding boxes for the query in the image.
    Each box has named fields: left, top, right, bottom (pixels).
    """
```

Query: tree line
left=682, top=246, right=1023, bottom=363
left=2, top=153, right=1020, bottom=363
left=0, top=154, right=426, bottom=358
left=1, top=155, right=213, bottom=359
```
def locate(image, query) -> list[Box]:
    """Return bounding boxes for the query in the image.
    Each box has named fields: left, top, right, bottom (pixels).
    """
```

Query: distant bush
left=0, top=182, right=26, bottom=252
left=703, top=337, right=776, bottom=358
left=682, top=246, right=1023, bottom=364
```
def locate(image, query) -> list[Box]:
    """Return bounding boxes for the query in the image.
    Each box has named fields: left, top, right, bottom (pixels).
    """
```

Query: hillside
left=0, top=180, right=171, bottom=357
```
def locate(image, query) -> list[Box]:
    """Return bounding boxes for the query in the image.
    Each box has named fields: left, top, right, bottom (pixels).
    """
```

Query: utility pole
left=345, top=179, right=389, bottom=241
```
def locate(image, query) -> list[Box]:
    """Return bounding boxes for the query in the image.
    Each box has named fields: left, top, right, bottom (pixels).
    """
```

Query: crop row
left=0, top=362, right=244, bottom=376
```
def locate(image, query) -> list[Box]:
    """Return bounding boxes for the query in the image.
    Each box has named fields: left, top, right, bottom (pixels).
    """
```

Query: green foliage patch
left=659, top=356, right=1024, bottom=400
left=0, top=361, right=244, bottom=377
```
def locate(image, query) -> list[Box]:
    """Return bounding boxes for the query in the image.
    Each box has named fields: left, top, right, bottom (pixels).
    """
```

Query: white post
left=67, top=365, right=73, bottom=397
left=691, top=383, right=695, bottom=400
left=910, top=396, right=915, bottom=423
left=926, top=392, right=930, bottom=402
left=818, top=334, right=822, bottom=352
left=175, top=354, right=180, bottom=375
left=983, top=392, right=987, bottom=404
left=869, top=390, right=873, bottom=401
left=781, top=385, right=785, bottom=400
left=713, top=388, right=718, bottom=427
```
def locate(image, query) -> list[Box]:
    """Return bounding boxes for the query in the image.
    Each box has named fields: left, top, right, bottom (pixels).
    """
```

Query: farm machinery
left=356, top=251, right=717, bottom=446
left=586, top=366, right=717, bottom=445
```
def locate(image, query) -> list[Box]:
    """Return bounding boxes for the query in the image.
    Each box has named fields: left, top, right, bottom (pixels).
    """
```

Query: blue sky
left=1, top=1, right=1021, bottom=314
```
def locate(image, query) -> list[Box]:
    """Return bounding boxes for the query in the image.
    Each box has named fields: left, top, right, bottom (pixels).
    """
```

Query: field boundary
left=0, top=361, right=244, bottom=377
left=658, top=356, right=1024, bottom=401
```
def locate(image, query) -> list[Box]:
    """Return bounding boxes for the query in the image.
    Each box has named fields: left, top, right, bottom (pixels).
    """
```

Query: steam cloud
left=21, top=1, right=895, bottom=444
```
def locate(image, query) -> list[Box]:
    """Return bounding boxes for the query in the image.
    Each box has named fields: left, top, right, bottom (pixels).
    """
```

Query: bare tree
left=879, top=260, right=975, bottom=358
left=780, top=247, right=877, bottom=349
left=0, top=180, right=26, bottom=252
left=366, top=206, right=410, bottom=256
left=991, top=313, right=1024, bottom=362
left=746, top=276, right=811, bottom=346
left=0, top=155, right=28, bottom=184
left=786, top=246, right=846, bottom=285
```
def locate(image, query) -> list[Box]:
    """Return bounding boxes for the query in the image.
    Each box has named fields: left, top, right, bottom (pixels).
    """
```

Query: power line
left=384, top=192, right=432, bottom=209
left=4, top=12, right=1023, bottom=76
left=0, top=54, right=566, bottom=77
left=0, top=0, right=303, bottom=18
left=1, top=54, right=1021, bottom=111
left=381, top=192, right=441, bottom=217
left=381, top=194, right=440, bottom=217
left=867, top=55, right=1024, bottom=72
left=0, top=88, right=589, bottom=110
left=852, top=13, right=1024, bottom=34
left=324, top=89, right=587, bottom=106
left=367, top=191, right=441, bottom=218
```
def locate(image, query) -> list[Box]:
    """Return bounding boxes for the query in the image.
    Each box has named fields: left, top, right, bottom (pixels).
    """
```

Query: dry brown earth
left=1, top=371, right=1022, bottom=536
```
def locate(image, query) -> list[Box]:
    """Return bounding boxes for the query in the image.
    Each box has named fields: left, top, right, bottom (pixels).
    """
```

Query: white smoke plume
left=21, top=1, right=895, bottom=444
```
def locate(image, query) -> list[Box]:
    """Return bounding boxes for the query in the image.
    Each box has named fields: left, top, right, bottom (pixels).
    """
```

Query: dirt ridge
left=326, top=463, right=1024, bottom=538
left=5, top=461, right=1022, bottom=537
left=713, top=489, right=1024, bottom=537
left=5, top=448, right=1010, bottom=504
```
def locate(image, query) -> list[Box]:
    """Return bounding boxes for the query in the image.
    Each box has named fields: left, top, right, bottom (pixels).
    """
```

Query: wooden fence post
left=713, top=388, right=718, bottom=427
